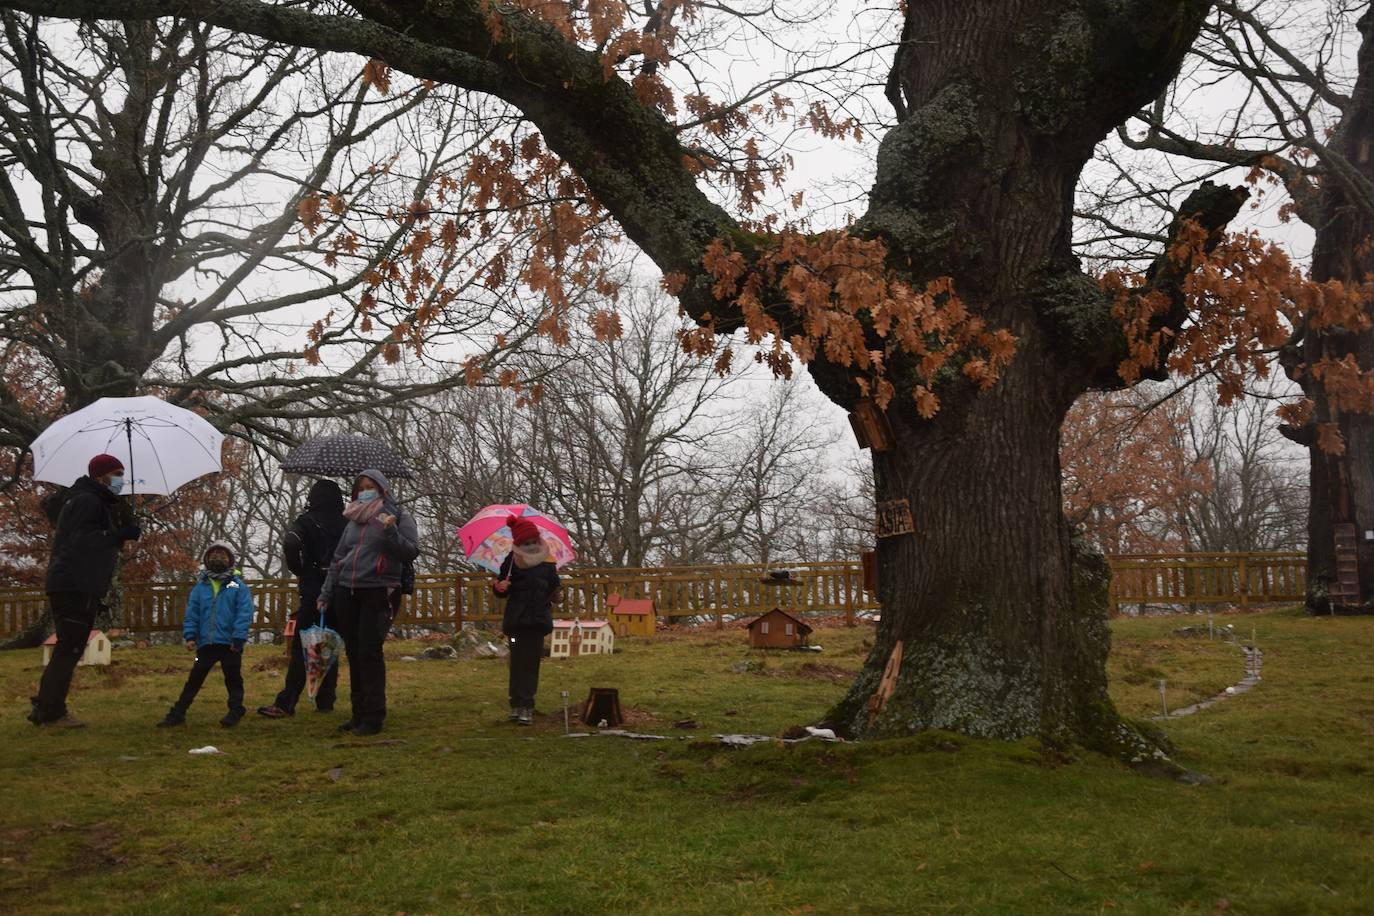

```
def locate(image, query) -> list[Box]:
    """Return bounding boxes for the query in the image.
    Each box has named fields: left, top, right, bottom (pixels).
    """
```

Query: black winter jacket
left=45, top=475, right=128, bottom=596
left=283, top=480, right=347, bottom=597
left=497, top=555, right=560, bottom=636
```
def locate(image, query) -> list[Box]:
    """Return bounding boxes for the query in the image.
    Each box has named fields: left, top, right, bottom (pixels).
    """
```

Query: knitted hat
left=508, top=515, right=541, bottom=545
left=88, top=454, right=124, bottom=479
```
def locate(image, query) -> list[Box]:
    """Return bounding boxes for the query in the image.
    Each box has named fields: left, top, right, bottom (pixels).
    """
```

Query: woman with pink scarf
left=318, top=468, right=419, bottom=736
left=494, top=516, right=562, bottom=725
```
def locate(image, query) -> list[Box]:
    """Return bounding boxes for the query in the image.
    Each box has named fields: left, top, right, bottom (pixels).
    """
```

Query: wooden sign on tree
left=876, top=499, right=914, bottom=538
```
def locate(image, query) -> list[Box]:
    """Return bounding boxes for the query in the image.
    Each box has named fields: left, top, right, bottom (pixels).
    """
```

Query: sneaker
left=34, top=713, right=86, bottom=729
left=516, top=708, right=533, bottom=726
left=352, top=722, right=382, bottom=737
left=256, top=705, right=292, bottom=719
left=156, top=712, right=185, bottom=728
left=507, top=708, right=521, bottom=723
left=220, top=711, right=244, bottom=728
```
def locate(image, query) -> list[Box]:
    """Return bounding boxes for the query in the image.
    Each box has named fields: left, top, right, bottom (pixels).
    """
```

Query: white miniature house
left=550, top=619, right=615, bottom=658
left=41, top=630, right=112, bottom=667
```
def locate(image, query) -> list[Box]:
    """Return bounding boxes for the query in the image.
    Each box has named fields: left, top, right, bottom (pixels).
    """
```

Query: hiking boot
left=32, top=713, right=86, bottom=729
left=220, top=711, right=244, bottom=728
left=256, top=705, right=291, bottom=719
left=156, top=710, right=185, bottom=728
left=516, top=708, right=533, bottom=726
left=352, top=722, right=382, bottom=737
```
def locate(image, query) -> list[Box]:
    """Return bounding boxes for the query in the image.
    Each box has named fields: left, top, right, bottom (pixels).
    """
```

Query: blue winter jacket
left=182, top=572, right=255, bottom=647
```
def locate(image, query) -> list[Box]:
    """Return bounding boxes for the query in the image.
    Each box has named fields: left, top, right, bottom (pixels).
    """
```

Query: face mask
left=206, top=559, right=230, bottom=574
left=357, top=489, right=379, bottom=503
left=107, top=476, right=125, bottom=495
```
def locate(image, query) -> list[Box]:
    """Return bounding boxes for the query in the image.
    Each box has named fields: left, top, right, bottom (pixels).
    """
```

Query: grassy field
left=0, top=608, right=1371, bottom=914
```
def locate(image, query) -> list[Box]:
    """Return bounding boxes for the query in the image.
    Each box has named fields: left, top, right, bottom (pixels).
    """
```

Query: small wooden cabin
left=606, top=593, right=656, bottom=637
left=745, top=609, right=812, bottom=649
left=41, top=630, right=112, bottom=667
left=550, top=619, right=615, bottom=658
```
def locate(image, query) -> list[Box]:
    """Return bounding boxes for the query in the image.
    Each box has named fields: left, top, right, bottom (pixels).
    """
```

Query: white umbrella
left=30, top=396, right=224, bottom=495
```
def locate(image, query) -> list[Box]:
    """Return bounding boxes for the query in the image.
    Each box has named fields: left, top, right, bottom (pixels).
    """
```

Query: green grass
left=1, top=609, right=1371, bottom=914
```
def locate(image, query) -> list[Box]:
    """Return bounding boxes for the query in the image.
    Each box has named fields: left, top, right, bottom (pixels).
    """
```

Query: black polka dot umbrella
left=280, top=434, right=414, bottom=480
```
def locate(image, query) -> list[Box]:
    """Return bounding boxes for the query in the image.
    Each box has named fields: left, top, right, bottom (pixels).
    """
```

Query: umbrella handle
left=124, top=417, right=136, bottom=497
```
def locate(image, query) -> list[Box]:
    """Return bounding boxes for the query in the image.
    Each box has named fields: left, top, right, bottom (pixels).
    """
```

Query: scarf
left=343, top=496, right=386, bottom=526
left=511, top=541, right=549, bottom=570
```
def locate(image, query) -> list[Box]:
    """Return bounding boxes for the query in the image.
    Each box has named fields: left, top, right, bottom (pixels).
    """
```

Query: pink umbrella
left=457, top=503, right=576, bottom=573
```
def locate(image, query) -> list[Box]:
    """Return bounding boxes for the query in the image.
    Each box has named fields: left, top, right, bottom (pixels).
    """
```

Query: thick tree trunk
left=1287, top=10, right=1374, bottom=615
left=828, top=351, right=1116, bottom=739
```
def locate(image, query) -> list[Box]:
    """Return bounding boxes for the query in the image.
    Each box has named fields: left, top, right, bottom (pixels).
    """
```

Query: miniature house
left=550, top=619, right=615, bottom=658
left=41, top=630, right=112, bottom=668
left=606, top=593, right=655, bottom=637
left=744, top=609, right=812, bottom=649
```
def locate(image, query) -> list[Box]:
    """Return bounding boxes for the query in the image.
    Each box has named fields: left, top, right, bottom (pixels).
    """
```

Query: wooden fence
left=0, top=561, right=878, bottom=637
left=0, top=553, right=1311, bottom=636
left=1107, top=552, right=1307, bottom=614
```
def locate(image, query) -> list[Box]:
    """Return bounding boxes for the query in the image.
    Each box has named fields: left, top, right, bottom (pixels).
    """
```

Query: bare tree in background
left=1081, top=0, right=1374, bottom=610
left=0, top=14, right=608, bottom=457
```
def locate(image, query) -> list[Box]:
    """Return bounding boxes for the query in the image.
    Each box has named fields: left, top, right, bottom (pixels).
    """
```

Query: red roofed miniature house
left=745, top=609, right=812, bottom=649
left=41, top=630, right=112, bottom=667
left=606, top=593, right=655, bottom=637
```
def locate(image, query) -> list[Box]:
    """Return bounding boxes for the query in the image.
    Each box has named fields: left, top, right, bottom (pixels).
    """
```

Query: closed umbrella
left=29, top=396, right=224, bottom=495
left=280, top=434, right=413, bottom=480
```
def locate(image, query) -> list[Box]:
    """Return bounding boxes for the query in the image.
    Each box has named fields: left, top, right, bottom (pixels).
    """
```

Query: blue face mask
left=107, top=476, right=125, bottom=495
left=357, top=489, right=379, bottom=503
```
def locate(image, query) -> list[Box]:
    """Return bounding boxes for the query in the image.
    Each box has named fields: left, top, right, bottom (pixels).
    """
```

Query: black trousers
left=508, top=631, right=545, bottom=709
left=32, top=592, right=100, bottom=721
left=172, top=644, right=245, bottom=716
left=273, top=592, right=339, bottom=713
left=332, top=587, right=391, bottom=727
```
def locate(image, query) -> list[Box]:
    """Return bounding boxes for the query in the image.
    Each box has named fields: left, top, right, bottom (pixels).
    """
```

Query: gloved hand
left=117, top=524, right=142, bottom=541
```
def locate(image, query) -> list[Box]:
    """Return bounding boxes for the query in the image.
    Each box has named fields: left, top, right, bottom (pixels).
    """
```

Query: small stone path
left=1153, top=645, right=1263, bottom=719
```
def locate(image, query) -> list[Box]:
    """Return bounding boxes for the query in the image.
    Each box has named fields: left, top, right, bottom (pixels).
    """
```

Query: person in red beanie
left=493, top=515, right=562, bottom=725
left=29, top=454, right=142, bottom=727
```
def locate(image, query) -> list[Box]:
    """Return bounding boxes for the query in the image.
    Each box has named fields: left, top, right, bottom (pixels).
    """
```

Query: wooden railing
left=0, top=553, right=1311, bottom=636
left=1107, top=552, right=1307, bottom=614
left=0, top=562, right=878, bottom=637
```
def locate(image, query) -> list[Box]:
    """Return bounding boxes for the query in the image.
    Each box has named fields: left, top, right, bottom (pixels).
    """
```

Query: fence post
left=1238, top=555, right=1249, bottom=611
left=454, top=575, right=464, bottom=630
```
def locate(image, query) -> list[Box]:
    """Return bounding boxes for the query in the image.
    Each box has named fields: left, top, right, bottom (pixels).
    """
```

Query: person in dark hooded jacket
left=258, top=479, right=347, bottom=718
left=318, top=469, right=419, bottom=736
left=29, top=453, right=141, bottom=727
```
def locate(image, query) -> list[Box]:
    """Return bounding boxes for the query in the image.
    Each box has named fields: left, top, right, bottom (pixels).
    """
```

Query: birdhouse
left=606, top=593, right=656, bottom=637
left=41, top=630, right=112, bottom=668
left=744, top=609, right=813, bottom=649
left=550, top=619, right=615, bottom=658
left=849, top=398, right=895, bottom=452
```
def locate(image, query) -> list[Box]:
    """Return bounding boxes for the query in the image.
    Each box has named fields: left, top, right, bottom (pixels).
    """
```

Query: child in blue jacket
left=157, top=542, right=255, bottom=728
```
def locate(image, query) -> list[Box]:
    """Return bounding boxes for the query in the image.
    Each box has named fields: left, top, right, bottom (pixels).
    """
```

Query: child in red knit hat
left=493, top=515, right=562, bottom=725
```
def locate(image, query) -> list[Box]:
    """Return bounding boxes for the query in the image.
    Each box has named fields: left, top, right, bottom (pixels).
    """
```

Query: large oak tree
left=6, top=0, right=1255, bottom=754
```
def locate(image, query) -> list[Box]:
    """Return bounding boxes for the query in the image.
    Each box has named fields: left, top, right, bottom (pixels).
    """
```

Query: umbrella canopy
left=29, top=396, right=224, bottom=496
left=457, top=503, right=576, bottom=572
left=280, top=434, right=413, bottom=480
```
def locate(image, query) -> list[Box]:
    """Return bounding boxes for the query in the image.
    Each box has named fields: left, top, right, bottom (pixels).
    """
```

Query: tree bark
left=1284, top=9, right=1374, bottom=615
